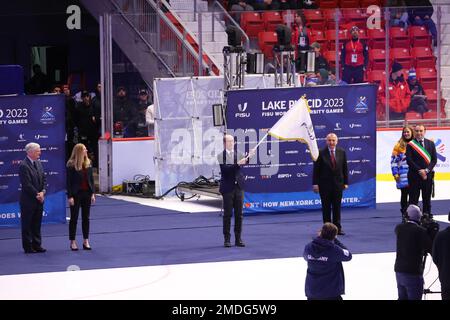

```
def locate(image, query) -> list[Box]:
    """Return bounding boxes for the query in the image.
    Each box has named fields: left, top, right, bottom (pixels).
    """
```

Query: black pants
left=222, top=187, right=244, bottom=242
left=408, top=175, right=433, bottom=215
left=400, top=187, right=409, bottom=216
left=319, top=187, right=343, bottom=230
left=20, top=202, right=43, bottom=251
left=342, top=65, right=364, bottom=84
left=69, top=191, right=92, bottom=240
left=442, top=286, right=450, bottom=300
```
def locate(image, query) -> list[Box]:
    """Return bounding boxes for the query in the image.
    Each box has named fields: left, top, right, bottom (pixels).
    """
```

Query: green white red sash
left=408, top=140, right=431, bottom=165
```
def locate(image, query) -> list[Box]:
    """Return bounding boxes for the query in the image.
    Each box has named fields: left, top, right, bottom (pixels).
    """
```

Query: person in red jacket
left=340, top=26, right=368, bottom=84
left=379, top=62, right=412, bottom=120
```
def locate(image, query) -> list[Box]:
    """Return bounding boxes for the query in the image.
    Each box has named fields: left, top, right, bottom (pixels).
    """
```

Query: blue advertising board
left=225, top=84, right=377, bottom=213
left=0, top=94, right=66, bottom=226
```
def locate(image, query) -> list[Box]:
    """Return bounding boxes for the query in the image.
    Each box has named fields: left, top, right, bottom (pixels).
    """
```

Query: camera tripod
left=422, top=254, right=441, bottom=298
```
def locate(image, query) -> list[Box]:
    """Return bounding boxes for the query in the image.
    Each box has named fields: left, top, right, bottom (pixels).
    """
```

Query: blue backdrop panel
left=0, top=65, right=24, bottom=95
left=226, top=84, right=377, bottom=213
left=0, top=94, right=66, bottom=226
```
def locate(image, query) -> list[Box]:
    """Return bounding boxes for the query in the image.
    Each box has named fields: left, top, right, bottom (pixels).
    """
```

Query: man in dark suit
left=313, top=133, right=348, bottom=235
left=217, top=134, right=254, bottom=248
left=19, top=142, right=47, bottom=253
left=406, top=124, right=437, bottom=218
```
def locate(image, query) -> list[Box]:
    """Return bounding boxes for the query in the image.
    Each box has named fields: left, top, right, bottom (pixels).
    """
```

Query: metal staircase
left=80, top=0, right=211, bottom=88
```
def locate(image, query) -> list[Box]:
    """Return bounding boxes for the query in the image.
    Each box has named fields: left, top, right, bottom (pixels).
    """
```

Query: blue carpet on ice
left=0, top=196, right=449, bottom=275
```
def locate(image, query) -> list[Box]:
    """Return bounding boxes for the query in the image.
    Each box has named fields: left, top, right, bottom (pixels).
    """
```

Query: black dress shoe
left=235, top=240, right=246, bottom=247
left=83, top=244, right=92, bottom=250
left=337, top=230, right=346, bottom=236
left=70, top=246, right=79, bottom=251
left=33, top=247, right=46, bottom=253
left=24, top=248, right=37, bottom=254
left=224, top=241, right=232, bottom=248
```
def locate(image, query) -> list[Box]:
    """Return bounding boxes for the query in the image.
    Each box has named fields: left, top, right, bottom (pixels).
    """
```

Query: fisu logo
left=237, top=102, right=248, bottom=112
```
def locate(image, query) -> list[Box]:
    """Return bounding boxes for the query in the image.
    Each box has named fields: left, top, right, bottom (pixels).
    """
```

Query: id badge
left=351, top=54, right=358, bottom=63
left=299, top=36, right=306, bottom=47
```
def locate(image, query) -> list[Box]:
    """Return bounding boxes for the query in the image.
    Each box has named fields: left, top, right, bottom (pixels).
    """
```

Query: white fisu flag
left=268, top=97, right=319, bottom=161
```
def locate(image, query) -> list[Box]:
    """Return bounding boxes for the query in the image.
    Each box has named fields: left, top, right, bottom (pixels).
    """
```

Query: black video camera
left=420, top=214, right=440, bottom=241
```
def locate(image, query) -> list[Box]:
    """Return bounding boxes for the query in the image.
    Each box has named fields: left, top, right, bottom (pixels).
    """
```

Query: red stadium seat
left=410, top=46, right=436, bottom=69
left=240, top=12, right=263, bottom=38
left=339, top=0, right=361, bottom=8
left=367, top=70, right=387, bottom=83
left=360, top=0, right=383, bottom=7
left=423, top=111, right=437, bottom=119
left=309, top=30, right=328, bottom=51
left=390, top=27, right=409, bottom=48
left=303, top=9, right=325, bottom=30
left=416, top=67, right=437, bottom=90
left=409, top=26, right=432, bottom=47
left=325, top=29, right=347, bottom=51
left=319, top=0, right=340, bottom=9
left=341, top=8, right=368, bottom=30
left=390, top=48, right=412, bottom=70
left=323, top=8, right=341, bottom=29
left=258, top=31, right=278, bottom=59
left=405, top=112, right=423, bottom=121
left=261, top=11, right=284, bottom=32
left=369, top=49, right=386, bottom=70
left=368, top=28, right=386, bottom=49
left=323, top=50, right=341, bottom=69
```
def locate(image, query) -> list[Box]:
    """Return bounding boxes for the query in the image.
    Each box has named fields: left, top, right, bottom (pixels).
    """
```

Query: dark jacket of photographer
left=395, top=221, right=432, bottom=275
left=432, top=226, right=450, bottom=291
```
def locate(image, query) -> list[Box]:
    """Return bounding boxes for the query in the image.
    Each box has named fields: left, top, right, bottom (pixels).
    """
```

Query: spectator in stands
left=124, top=90, right=151, bottom=138
left=92, top=83, right=102, bottom=136
left=310, top=42, right=330, bottom=74
left=341, top=26, right=368, bottom=84
left=298, top=0, right=318, bottom=9
left=51, top=85, right=62, bottom=94
left=317, top=69, right=336, bottom=86
left=303, top=222, right=352, bottom=300
left=329, top=69, right=348, bottom=86
left=113, top=86, right=136, bottom=137
left=91, top=83, right=102, bottom=167
left=251, top=0, right=281, bottom=11
left=228, top=0, right=254, bottom=24
left=63, top=84, right=77, bottom=162
left=146, top=104, right=155, bottom=137
left=389, top=0, right=409, bottom=28
left=26, top=64, right=51, bottom=94
left=292, top=12, right=309, bottom=73
left=380, top=62, right=411, bottom=120
left=405, top=0, right=438, bottom=46
left=391, top=125, right=414, bottom=221
left=407, top=70, right=429, bottom=115
left=74, top=91, right=98, bottom=164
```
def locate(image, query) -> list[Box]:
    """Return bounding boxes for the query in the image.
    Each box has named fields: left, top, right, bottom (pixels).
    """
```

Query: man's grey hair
left=25, top=142, right=40, bottom=153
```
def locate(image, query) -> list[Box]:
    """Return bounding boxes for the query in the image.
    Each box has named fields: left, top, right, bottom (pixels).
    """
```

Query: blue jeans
left=396, top=272, right=424, bottom=300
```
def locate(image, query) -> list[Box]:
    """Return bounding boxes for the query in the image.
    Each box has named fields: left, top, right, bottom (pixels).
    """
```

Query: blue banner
left=225, top=84, right=377, bottom=213
left=0, top=94, right=66, bottom=226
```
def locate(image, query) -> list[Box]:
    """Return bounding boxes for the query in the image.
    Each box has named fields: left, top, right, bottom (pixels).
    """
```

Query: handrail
left=213, top=0, right=250, bottom=52
left=154, top=0, right=218, bottom=74
left=109, top=0, right=175, bottom=78
left=111, top=0, right=211, bottom=76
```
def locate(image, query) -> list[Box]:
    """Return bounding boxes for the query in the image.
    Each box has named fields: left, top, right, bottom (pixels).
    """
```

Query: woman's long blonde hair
left=67, top=143, right=91, bottom=171
left=396, top=125, right=414, bottom=151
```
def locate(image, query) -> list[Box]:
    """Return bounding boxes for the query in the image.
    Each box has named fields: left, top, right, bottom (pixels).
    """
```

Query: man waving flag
left=268, top=97, right=319, bottom=161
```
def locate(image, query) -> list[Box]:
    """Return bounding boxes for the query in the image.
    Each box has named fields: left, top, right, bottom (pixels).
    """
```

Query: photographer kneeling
left=394, top=205, right=433, bottom=300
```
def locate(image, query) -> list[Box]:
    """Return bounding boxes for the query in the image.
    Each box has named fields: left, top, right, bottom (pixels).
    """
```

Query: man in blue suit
left=217, top=134, right=254, bottom=248
left=406, top=125, right=437, bottom=218
left=19, top=142, right=47, bottom=253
